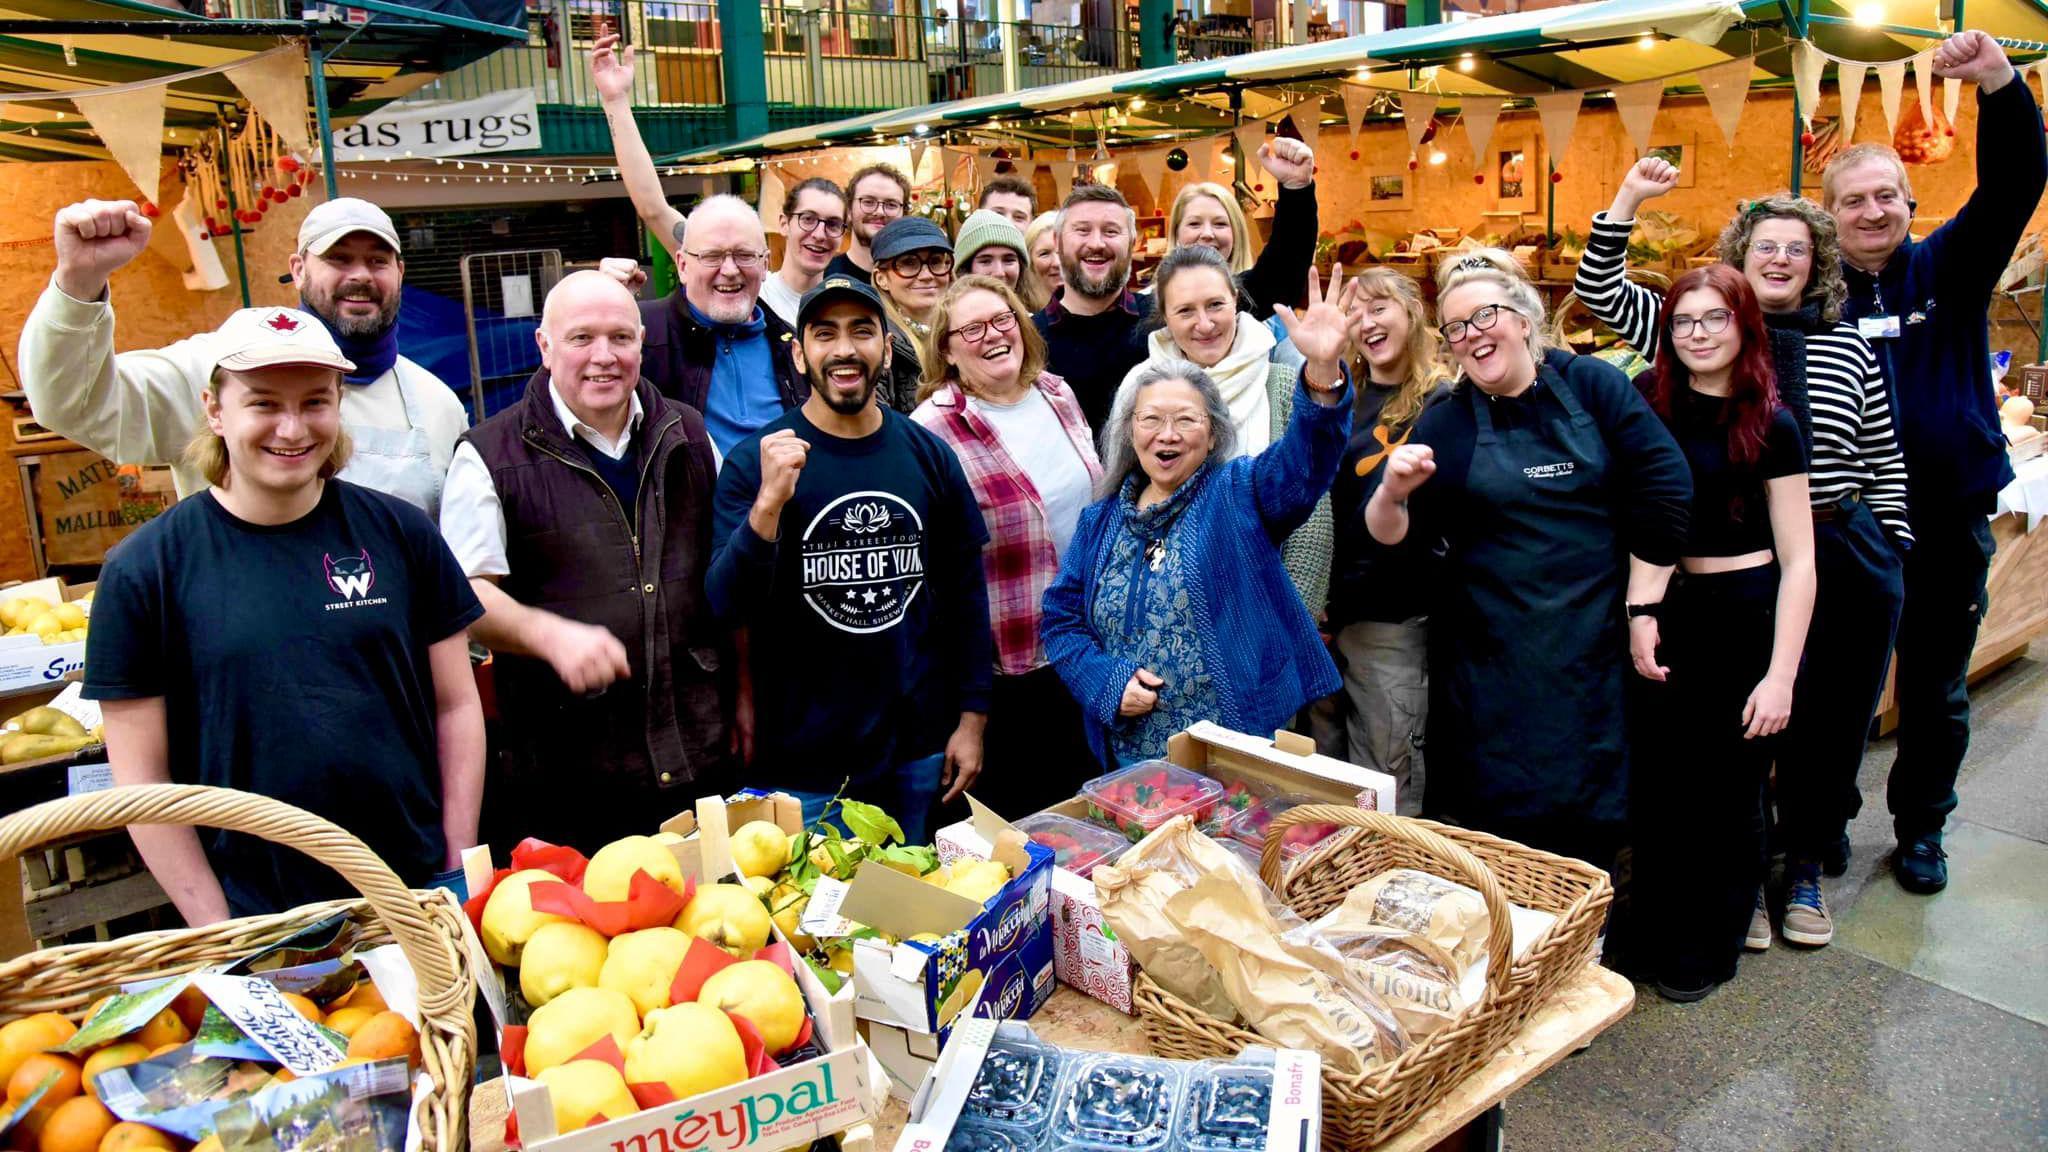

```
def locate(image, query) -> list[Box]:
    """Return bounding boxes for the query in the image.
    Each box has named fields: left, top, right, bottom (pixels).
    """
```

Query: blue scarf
left=306, top=302, right=399, bottom=386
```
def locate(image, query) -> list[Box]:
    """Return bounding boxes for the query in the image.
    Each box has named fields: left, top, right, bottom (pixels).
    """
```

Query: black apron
left=1427, top=370, right=1632, bottom=831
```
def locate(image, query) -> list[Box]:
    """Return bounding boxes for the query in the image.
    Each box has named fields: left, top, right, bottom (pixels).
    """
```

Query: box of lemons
left=480, top=870, right=575, bottom=967
left=582, top=836, right=687, bottom=902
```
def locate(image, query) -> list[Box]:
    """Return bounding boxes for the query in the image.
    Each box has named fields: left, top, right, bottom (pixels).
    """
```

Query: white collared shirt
left=439, top=384, right=646, bottom=578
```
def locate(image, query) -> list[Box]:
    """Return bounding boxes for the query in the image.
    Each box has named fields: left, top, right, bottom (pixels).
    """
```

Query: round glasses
left=1440, top=303, right=1513, bottom=344
left=788, top=211, right=847, bottom=239
left=947, top=310, right=1019, bottom=344
left=884, top=250, right=955, bottom=279
left=1670, top=309, right=1735, bottom=338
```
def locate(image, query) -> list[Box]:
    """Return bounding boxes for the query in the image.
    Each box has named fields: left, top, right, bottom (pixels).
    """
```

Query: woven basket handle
left=1262, top=804, right=1516, bottom=1002
left=0, top=784, right=462, bottom=1017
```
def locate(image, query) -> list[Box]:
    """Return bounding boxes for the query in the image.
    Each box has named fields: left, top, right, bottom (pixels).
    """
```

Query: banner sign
left=332, top=90, right=541, bottom=160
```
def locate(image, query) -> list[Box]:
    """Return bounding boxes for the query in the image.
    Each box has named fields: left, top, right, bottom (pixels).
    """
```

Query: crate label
left=801, top=877, right=858, bottom=938
left=65, top=762, right=112, bottom=796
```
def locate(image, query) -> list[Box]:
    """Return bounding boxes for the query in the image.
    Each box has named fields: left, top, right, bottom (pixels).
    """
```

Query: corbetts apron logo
left=799, top=491, right=925, bottom=634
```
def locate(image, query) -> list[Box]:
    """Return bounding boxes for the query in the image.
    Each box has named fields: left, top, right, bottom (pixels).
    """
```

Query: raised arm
left=707, top=431, right=799, bottom=623
left=1239, top=138, right=1319, bottom=319
left=593, top=34, right=687, bottom=259
left=1250, top=270, right=1353, bottom=532
left=1573, top=157, right=1680, bottom=359
left=1924, top=31, right=2047, bottom=302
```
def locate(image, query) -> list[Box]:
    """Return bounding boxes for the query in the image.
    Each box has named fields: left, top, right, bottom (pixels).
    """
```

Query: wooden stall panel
left=31, top=451, right=174, bottom=567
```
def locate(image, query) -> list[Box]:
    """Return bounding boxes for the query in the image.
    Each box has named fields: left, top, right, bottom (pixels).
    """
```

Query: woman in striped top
left=1576, top=157, right=1911, bottom=954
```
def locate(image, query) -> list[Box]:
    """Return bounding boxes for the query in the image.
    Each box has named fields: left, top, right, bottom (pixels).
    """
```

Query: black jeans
left=1778, top=500, right=1905, bottom=861
left=1632, top=565, right=1779, bottom=989
left=1889, top=514, right=1995, bottom=841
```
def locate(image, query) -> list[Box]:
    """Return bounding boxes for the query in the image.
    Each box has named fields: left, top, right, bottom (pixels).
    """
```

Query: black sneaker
left=1822, top=833, right=1851, bottom=878
left=1652, top=978, right=1718, bottom=1004
left=1893, top=835, right=1949, bottom=894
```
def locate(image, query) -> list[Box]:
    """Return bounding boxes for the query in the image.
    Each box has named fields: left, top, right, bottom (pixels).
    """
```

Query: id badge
left=1859, top=314, right=1901, bottom=340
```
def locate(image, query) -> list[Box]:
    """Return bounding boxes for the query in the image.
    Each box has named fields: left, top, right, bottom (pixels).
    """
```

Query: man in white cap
left=19, top=196, right=470, bottom=518
left=85, top=304, right=484, bottom=922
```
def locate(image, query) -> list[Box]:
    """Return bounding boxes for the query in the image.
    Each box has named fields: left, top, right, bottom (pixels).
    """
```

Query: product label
left=800, top=878, right=858, bottom=939
left=192, top=974, right=345, bottom=1077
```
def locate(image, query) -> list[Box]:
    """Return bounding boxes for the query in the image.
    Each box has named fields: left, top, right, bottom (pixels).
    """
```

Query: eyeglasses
left=788, top=211, right=847, bottom=239
left=1135, top=414, right=1207, bottom=436
left=947, top=310, right=1018, bottom=343
left=1439, top=304, right=1513, bottom=344
left=884, top=250, right=954, bottom=278
left=685, top=248, right=767, bottom=270
left=856, top=196, right=906, bottom=215
left=1749, top=239, right=1810, bottom=260
left=1670, top=309, right=1735, bottom=338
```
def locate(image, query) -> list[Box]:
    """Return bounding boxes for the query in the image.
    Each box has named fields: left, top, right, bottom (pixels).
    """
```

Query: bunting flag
left=908, top=139, right=930, bottom=182
left=1837, top=62, right=1867, bottom=142
left=1612, top=79, right=1663, bottom=158
left=1913, top=53, right=1934, bottom=126
left=1131, top=146, right=1169, bottom=201
left=1050, top=160, right=1075, bottom=203
left=1192, top=133, right=1221, bottom=185
left=1533, top=90, right=1583, bottom=169
left=70, top=85, right=166, bottom=206
left=1341, top=83, right=1373, bottom=153
left=1462, top=99, right=1502, bottom=169
left=1234, top=117, right=1268, bottom=173
left=1789, top=39, right=1824, bottom=131
left=1288, top=98, right=1321, bottom=157
left=1695, top=56, right=1752, bottom=148
left=224, top=47, right=310, bottom=157
left=1877, top=59, right=1906, bottom=135
left=1943, top=75, right=1961, bottom=129
left=758, top=165, right=785, bottom=234
left=1398, top=92, right=1439, bottom=159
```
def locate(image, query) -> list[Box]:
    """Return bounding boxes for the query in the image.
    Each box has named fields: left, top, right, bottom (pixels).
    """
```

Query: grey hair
left=1097, top=360, right=1237, bottom=500
left=1434, top=247, right=1548, bottom=365
left=1147, top=243, right=1236, bottom=327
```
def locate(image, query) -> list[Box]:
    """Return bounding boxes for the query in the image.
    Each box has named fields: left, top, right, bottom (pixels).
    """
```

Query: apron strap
left=388, top=361, right=428, bottom=433
left=1545, top=363, right=1595, bottom=427
left=1470, top=383, right=1502, bottom=445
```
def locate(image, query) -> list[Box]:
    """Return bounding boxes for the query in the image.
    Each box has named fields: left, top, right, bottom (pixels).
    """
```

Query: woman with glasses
left=1026, top=211, right=1063, bottom=303
left=871, top=216, right=957, bottom=375
left=1115, top=244, right=1334, bottom=614
left=1367, top=250, right=1690, bottom=872
left=1042, top=269, right=1352, bottom=768
left=1578, top=159, right=1910, bottom=950
left=1627, top=266, right=1816, bottom=1001
left=954, top=210, right=1047, bottom=311
left=1161, top=136, right=1319, bottom=320
left=912, top=276, right=1102, bottom=809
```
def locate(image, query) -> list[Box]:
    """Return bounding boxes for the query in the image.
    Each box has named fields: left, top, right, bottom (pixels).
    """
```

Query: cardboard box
left=860, top=916, right=1056, bottom=1101
left=472, top=795, right=887, bottom=1152
left=937, top=722, right=1396, bottom=1014
left=891, top=1019, right=1322, bottom=1152
left=0, top=580, right=91, bottom=695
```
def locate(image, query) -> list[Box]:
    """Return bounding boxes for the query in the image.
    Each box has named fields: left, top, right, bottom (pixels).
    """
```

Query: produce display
left=0, top=595, right=88, bottom=646
left=0, top=705, right=101, bottom=765
left=1226, top=794, right=1341, bottom=863
left=1200, top=777, right=1277, bottom=839
left=1010, top=815, right=1127, bottom=879
left=1081, top=764, right=1224, bottom=843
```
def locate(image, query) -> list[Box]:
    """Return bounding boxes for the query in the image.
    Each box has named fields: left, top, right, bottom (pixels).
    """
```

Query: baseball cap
left=870, top=216, right=952, bottom=263
left=298, top=198, right=402, bottom=256
left=211, top=307, right=356, bottom=374
left=795, top=275, right=886, bottom=332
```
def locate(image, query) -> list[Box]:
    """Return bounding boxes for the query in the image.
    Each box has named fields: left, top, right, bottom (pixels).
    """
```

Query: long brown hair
left=916, top=275, right=1048, bottom=405
left=1646, top=265, right=1780, bottom=467
left=1348, top=269, right=1451, bottom=431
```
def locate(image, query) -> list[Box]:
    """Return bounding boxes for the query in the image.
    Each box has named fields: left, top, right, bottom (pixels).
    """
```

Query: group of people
left=21, top=29, right=2040, bottom=1009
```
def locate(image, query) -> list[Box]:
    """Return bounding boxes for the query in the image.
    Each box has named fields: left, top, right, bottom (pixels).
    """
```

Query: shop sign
left=331, top=90, right=541, bottom=160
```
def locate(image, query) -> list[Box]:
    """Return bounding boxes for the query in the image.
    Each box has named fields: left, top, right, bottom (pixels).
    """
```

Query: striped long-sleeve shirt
left=1573, top=212, right=1912, bottom=545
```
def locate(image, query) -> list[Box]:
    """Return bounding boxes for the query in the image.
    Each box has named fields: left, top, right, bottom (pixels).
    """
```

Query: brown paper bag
left=1343, top=868, right=1493, bottom=977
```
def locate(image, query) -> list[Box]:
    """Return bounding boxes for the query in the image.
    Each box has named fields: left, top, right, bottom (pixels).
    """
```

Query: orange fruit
left=5, top=1103, right=51, bottom=1152
left=129, top=1013, right=185, bottom=1054
left=7, top=1053, right=82, bottom=1106
left=37, top=1096, right=114, bottom=1152
left=142, top=1046, right=180, bottom=1060
left=167, top=988, right=209, bottom=1037
left=344, top=1013, right=418, bottom=1069
left=96, top=1124, right=174, bottom=1152
left=277, top=996, right=320, bottom=1025
left=333, top=982, right=387, bottom=1015
left=319, top=1008, right=374, bottom=1040
left=191, top=1137, right=219, bottom=1152
left=0, top=1016, right=80, bottom=1087
left=78, top=1046, right=147, bottom=1104
left=270, top=1067, right=296, bottom=1084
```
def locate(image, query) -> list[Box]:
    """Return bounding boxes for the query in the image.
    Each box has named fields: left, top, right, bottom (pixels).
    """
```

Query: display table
left=1876, top=454, right=2048, bottom=731
left=468, top=962, right=1634, bottom=1152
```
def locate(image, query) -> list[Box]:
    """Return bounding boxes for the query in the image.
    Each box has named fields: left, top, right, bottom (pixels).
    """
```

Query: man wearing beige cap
left=20, top=196, right=469, bottom=518
left=85, top=304, right=484, bottom=922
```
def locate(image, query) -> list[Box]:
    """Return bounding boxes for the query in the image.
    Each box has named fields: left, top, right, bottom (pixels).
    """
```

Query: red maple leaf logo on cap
left=266, top=312, right=300, bottom=332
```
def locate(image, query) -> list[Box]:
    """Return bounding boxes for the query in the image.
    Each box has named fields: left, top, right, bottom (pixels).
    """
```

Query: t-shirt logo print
left=800, top=491, right=925, bottom=634
left=324, top=550, right=376, bottom=599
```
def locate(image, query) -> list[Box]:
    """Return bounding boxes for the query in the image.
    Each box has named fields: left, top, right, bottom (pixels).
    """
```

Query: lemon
left=479, top=869, right=573, bottom=966
left=729, top=821, right=792, bottom=880
left=519, top=922, right=610, bottom=1007
left=53, top=604, right=85, bottom=630
left=536, top=1060, right=640, bottom=1133
left=27, top=612, right=62, bottom=639
left=583, top=836, right=686, bottom=902
left=523, top=987, right=640, bottom=1076
left=623, top=1003, right=747, bottom=1100
left=697, top=960, right=805, bottom=1054
left=597, top=927, right=692, bottom=1017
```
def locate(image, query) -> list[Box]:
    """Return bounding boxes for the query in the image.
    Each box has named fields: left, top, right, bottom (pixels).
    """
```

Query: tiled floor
left=1503, top=654, right=2048, bottom=1152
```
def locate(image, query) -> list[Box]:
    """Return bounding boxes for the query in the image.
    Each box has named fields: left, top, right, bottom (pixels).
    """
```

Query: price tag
left=1079, top=928, right=1122, bottom=969
left=800, top=877, right=858, bottom=938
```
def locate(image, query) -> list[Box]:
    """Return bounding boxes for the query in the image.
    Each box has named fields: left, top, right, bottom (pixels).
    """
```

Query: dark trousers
left=1632, top=565, right=1779, bottom=989
left=1777, top=500, right=1905, bottom=861
left=1889, top=515, right=1995, bottom=841
left=933, top=664, right=1101, bottom=827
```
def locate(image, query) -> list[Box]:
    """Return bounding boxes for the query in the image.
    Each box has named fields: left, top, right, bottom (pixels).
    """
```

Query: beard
left=1060, top=247, right=1131, bottom=301
left=305, top=280, right=400, bottom=340
left=809, top=357, right=884, bottom=415
left=694, top=280, right=758, bottom=325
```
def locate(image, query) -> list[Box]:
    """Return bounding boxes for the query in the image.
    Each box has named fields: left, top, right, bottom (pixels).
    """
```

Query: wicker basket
left=0, top=785, right=479, bottom=1152
left=1132, top=806, right=1611, bottom=1148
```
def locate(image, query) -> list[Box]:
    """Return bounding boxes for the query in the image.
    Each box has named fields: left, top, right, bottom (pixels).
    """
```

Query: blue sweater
left=1841, top=78, right=2046, bottom=519
left=1042, top=371, right=1350, bottom=765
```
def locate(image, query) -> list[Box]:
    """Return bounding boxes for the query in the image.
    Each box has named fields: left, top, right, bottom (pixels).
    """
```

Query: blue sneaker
left=1894, top=835, right=1949, bottom=894
left=1780, top=866, right=1832, bottom=947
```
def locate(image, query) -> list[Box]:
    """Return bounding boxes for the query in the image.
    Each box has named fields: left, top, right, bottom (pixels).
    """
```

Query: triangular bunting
left=1341, top=83, right=1373, bottom=152
left=1789, top=40, right=1824, bottom=130
left=70, top=84, right=166, bottom=206
left=1695, top=56, right=1752, bottom=148
left=1192, top=134, right=1221, bottom=186
left=759, top=165, right=784, bottom=234
left=1289, top=98, right=1321, bottom=158
left=1462, top=100, right=1502, bottom=169
left=1837, top=62, right=1867, bottom=142
left=1399, top=92, right=1440, bottom=159
left=1131, top=146, right=1169, bottom=201
left=1877, top=60, right=1906, bottom=135
left=1913, top=53, right=1934, bottom=126
left=1612, top=80, right=1663, bottom=158
left=1943, top=75, right=1961, bottom=129
left=909, top=139, right=929, bottom=182
left=1050, top=160, right=1075, bottom=203
left=224, top=47, right=309, bottom=157
left=1234, top=118, right=1268, bottom=173
left=1533, top=90, right=1584, bottom=169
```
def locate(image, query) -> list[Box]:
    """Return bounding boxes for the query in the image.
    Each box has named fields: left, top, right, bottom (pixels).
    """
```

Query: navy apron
left=1427, top=368, right=1632, bottom=831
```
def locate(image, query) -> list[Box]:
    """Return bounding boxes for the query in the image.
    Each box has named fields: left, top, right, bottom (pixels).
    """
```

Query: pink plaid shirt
left=912, top=372, right=1103, bottom=675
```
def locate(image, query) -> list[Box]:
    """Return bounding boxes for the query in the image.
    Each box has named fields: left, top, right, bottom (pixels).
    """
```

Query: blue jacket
left=1841, top=78, right=2046, bottom=519
left=1041, top=371, right=1349, bottom=765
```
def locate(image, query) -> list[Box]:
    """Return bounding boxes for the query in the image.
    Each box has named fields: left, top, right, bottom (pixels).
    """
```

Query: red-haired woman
left=1628, top=266, right=1816, bottom=1002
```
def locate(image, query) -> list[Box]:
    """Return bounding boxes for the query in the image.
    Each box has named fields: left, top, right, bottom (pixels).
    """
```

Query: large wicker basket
left=0, top=785, right=480, bottom=1152
left=1132, top=806, right=1612, bottom=1148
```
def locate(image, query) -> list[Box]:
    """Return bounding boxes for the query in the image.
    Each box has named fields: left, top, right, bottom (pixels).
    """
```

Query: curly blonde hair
left=1434, top=248, right=1548, bottom=367
left=1715, top=193, right=1848, bottom=324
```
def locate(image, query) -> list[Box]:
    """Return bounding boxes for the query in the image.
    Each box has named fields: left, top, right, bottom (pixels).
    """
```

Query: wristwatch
left=1626, top=602, right=1662, bottom=620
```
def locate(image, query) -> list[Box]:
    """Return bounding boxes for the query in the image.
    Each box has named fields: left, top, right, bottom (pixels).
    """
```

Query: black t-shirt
left=822, top=253, right=874, bottom=285
left=708, top=407, right=992, bottom=790
left=84, top=481, right=483, bottom=916
left=1033, top=295, right=1147, bottom=433
left=1328, top=380, right=1452, bottom=626
left=1664, top=391, right=1807, bottom=557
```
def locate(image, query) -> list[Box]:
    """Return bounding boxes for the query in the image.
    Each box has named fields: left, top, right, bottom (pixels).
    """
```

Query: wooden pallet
left=18, top=828, right=174, bottom=947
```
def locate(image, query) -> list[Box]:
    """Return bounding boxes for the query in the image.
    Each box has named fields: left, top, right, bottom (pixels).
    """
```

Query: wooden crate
left=18, top=829, right=174, bottom=947
left=27, top=450, right=174, bottom=568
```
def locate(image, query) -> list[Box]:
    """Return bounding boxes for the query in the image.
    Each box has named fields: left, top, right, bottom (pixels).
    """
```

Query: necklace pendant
left=1146, top=540, right=1166, bottom=571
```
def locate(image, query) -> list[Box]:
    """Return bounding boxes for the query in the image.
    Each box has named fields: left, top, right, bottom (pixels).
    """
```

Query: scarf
left=306, top=302, right=398, bottom=387
left=1763, top=306, right=1818, bottom=448
left=1136, top=312, right=1276, bottom=454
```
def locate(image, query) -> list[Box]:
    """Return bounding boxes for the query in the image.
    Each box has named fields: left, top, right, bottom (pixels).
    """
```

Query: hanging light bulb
left=1458, top=53, right=1476, bottom=72
left=1853, top=2, right=1883, bottom=23
left=1428, top=148, right=1447, bottom=165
